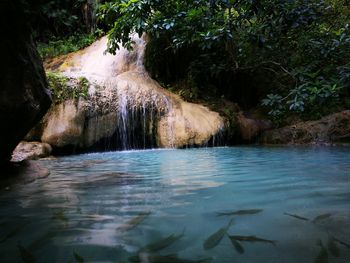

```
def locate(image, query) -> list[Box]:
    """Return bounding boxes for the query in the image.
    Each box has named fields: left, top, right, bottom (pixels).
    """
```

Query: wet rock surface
left=11, top=141, right=52, bottom=162
left=262, top=110, right=350, bottom=145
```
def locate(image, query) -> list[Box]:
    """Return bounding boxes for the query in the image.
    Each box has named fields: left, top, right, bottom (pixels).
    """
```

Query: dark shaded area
left=0, top=0, right=52, bottom=163
left=28, top=0, right=98, bottom=42
left=145, top=38, right=277, bottom=109
left=51, top=107, right=162, bottom=155
left=0, top=160, right=50, bottom=189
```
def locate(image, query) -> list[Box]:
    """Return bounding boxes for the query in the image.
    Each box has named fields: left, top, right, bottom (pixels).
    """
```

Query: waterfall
left=44, top=34, right=224, bottom=152
left=58, top=35, right=171, bottom=150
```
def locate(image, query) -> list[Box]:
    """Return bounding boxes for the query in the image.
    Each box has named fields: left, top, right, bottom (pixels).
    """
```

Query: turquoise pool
left=1, top=147, right=349, bottom=262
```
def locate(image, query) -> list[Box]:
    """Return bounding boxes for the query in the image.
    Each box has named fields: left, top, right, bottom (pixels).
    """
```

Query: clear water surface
left=1, top=147, right=350, bottom=262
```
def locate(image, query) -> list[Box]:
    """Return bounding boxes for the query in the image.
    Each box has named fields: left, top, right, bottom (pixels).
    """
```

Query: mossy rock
left=46, top=71, right=89, bottom=104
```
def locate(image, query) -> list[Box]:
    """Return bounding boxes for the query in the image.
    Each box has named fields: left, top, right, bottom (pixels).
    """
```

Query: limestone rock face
left=0, top=1, right=51, bottom=162
left=29, top=71, right=224, bottom=151
left=158, top=101, right=223, bottom=147
left=30, top=36, right=224, bottom=152
left=41, top=100, right=87, bottom=148
left=11, top=141, right=52, bottom=162
left=113, top=71, right=224, bottom=148
left=35, top=98, right=118, bottom=151
left=262, top=110, right=350, bottom=144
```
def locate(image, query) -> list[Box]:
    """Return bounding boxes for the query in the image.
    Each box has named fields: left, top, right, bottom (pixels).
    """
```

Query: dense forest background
left=29, top=0, right=350, bottom=126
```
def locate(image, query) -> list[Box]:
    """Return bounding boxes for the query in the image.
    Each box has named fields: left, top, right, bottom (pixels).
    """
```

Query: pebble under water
left=1, top=147, right=350, bottom=263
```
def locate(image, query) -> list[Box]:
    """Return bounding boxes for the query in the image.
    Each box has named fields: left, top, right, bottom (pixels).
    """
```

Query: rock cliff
left=0, top=0, right=51, bottom=163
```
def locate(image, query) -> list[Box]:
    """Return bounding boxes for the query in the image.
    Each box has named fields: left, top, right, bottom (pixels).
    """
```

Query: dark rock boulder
left=0, top=1, right=52, bottom=163
left=262, top=110, right=350, bottom=145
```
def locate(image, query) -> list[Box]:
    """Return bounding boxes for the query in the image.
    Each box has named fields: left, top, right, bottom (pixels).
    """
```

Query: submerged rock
left=0, top=1, right=52, bottom=162
left=28, top=36, right=224, bottom=152
left=11, top=141, right=52, bottom=162
left=262, top=110, right=350, bottom=145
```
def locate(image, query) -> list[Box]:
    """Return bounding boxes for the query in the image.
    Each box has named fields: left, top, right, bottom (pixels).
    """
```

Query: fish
left=228, top=235, right=277, bottom=246
left=216, top=209, right=263, bottom=217
left=228, top=235, right=244, bottom=254
left=0, top=221, right=30, bottom=243
left=312, top=213, right=332, bottom=224
left=283, top=212, right=309, bottom=221
left=140, top=228, right=185, bottom=252
left=117, top=211, right=151, bottom=232
left=129, top=253, right=211, bottom=263
left=203, top=219, right=234, bottom=250
left=17, top=243, right=36, bottom=263
left=327, top=237, right=340, bottom=257
left=333, top=237, right=350, bottom=249
left=73, top=251, right=84, bottom=263
left=314, top=240, right=328, bottom=263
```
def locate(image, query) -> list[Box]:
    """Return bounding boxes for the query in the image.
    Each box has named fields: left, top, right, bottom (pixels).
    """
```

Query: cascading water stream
left=117, top=91, right=129, bottom=149
left=44, top=34, right=224, bottom=152
left=61, top=35, right=176, bottom=150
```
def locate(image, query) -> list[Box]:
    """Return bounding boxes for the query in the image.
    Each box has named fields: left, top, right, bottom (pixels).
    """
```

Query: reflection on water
left=0, top=147, right=350, bottom=262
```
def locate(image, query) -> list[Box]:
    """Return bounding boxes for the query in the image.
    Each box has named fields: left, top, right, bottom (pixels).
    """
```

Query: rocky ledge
left=262, top=110, right=350, bottom=145
left=11, top=141, right=52, bottom=162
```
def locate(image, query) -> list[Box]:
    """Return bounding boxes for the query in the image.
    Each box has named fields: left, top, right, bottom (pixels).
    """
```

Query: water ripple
left=0, top=147, right=349, bottom=263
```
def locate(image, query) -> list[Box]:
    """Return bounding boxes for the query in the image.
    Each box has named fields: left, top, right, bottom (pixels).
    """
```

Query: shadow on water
left=0, top=161, right=50, bottom=190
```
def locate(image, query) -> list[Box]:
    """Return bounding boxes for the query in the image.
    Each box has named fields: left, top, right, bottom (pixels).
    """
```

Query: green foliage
left=46, top=72, right=90, bottom=104
left=166, top=77, right=199, bottom=102
left=29, top=0, right=99, bottom=40
left=98, top=0, right=236, bottom=53
left=262, top=67, right=347, bottom=111
left=28, top=0, right=102, bottom=60
left=262, top=82, right=345, bottom=123
left=92, top=0, right=350, bottom=124
left=37, top=33, right=98, bottom=59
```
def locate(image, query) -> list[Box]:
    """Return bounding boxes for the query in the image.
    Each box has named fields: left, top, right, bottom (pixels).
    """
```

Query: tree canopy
left=99, top=0, right=350, bottom=122
left=25, top=0, right=350, bottom=124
